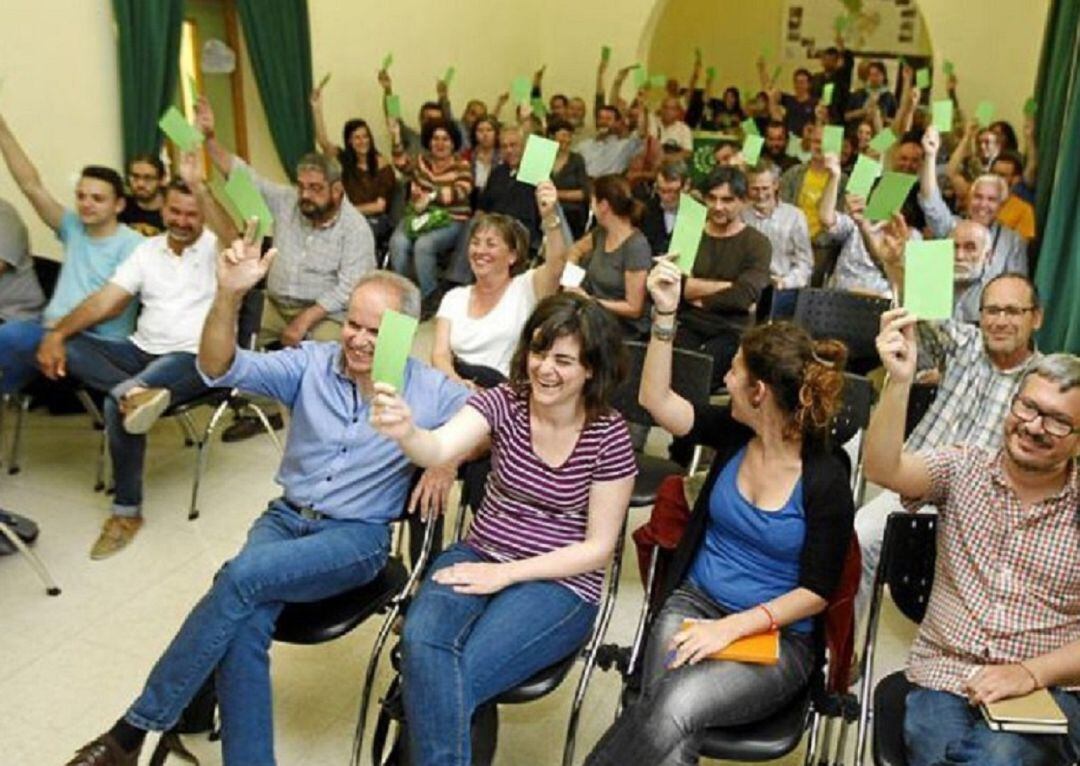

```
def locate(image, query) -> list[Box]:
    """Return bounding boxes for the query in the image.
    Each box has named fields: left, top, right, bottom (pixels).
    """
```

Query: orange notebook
left=680, top=620, right=780, bottom=665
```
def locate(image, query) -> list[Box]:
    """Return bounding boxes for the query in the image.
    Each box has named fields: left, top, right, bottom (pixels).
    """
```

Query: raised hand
left=369, top=381, right=417, bottom=442
left=823, top=152, right=842, bottom=177
left=646, top=255, right=683, bottom=313
left=217, top=219, right=276, bottom=296
left=193, top=96, right=215, bottom=138
left=922, top=125, right=941, bottom=157
left=875, top=308, right=918, bottom=384
left=177, top=150, right=204, bottom=188
left=535, top=180, right=558, bottom=218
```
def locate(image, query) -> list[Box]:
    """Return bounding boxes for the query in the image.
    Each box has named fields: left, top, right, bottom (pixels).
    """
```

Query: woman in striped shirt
left=388, top=118, right=473, bottom=309
left=371, top=293, right=637, bottom=765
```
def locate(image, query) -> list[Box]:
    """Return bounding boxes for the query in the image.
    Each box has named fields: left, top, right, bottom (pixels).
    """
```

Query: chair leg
left=626, top=545, right=660, bottom=680
left=246, top=402, right=283, bottom=454
left=0, top=393, right=7, bottom=468
left=8, top=394, right=29, bottom=475
left=187, top=403, right=230, bottom=520
left=176, top=414, right=198, bottom=447
left=815, top=714, right=836, bottom=766
left=0, top=521, right=61, bottom=596
left=351, top=602, right=403, bottom=766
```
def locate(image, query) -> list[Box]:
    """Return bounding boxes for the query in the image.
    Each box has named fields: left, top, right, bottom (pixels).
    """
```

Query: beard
left=300, top=199, right=335, bottom=222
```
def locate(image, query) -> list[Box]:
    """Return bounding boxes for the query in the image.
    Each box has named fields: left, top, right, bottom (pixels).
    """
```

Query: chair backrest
left=237, top=288, right=266, bottom=351
left=793, top=289, right=890, bottom=369
left=831, top=373, right=875, bottom=446
left=881, top=512, right=937, bottom=624
left=31, top=256, right=62, bottom=299
left=904, top=382, right=939, bottom=440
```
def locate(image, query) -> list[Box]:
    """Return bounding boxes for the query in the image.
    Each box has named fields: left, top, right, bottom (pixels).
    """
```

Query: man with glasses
left=866, top=316, right=1080, bottom=766
left=853, top=272, right=1042, bottom=627
left=119, top=154, right=166, bottom=237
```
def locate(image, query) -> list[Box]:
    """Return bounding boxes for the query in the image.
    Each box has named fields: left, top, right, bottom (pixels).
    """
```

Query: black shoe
left=221, top=412, right=284, bottom=443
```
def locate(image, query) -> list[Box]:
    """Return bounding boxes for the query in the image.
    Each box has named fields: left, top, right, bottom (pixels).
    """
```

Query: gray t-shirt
left=0, top=198, right=45, bottom=321
left=583, top=227, right=652, bottom=336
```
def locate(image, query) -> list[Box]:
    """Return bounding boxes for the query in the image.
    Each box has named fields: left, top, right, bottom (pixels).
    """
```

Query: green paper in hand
left=511, top=75, right=532, bottom=104
left=740, top=118, right=759, bottom=137
left=916, top=68, right=931, bottom=89
left=633, top=66, right=649, bottom=89
left=822, top=124, right=843, bottom=156
left=371, top=309, right=419, bottom=392
left=932, top=99, right=954, bottom=132
left=771, top=65, right=783, bottom=84
left=443, top=66, right=456, bottom=86
left=706, top=66, right=717, bottom=80
left=903, top=240, right=955, bottom=320
left=517, top=134, right=559, bottom=186
left=1023, top=97, right=1038, bottom=117
left=670, top=194, right=708, bottom=275
left=650, top=74, right=667, bottom=90
left=975, top=100, right=995, bottom=127
left=381, top=52, right=393, bottom=71
left=530, top=97, right=548, bottom=118
left=316, top=72, right=332, bottom=91
left=821, top=83, right=834, bottom=106
left=601, top=45, right=612, bottom=63
left=158, top=106, right=204, bottom=152
left=869, top=127, right=898, bottom=154
left=223, top=168, right=274, bottom=241
left=741, top=134, right=765, bottom=166
left=834, top=15, right=850, bottom=33
left=385, top=94, right=402, bottom=119
left=864, top=171, right=917, bottom=222
left=786, top=134, right=808, bottom=160
left=942, top=60, right=954, bottom=76
left=208, top=176, right=243, bottom=227
left=846, top=154, right=882, bottom=198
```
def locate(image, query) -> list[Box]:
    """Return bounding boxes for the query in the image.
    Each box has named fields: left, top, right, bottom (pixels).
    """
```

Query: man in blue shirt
left=64, top=231, right=470, bottom=766
left=0, top=112, right=142, bottom=394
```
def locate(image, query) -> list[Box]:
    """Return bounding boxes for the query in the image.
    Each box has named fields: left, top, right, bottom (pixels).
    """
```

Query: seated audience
left=64, top=256, right=469, bottom=766
left=0, top=195, right=46, bottom=329
left=946, top=122, right=1001, bottom=201
left=991, top=149, right=1036, bottom=239
left=119, top=154, right=166, bottom=237
left=379, top=67, right=446, bottom=160
left=370, top=292, right=636, bottom=766
left=844, top=61, right=898, bottom=125
left=742, top=162, right=813, bottom=291
left=587, top=257, right=853, bottom=764
left=577, top=105, right=644, bottom=178
left=0, top=113, right=141, bottom=396
left=762, top=120, right=799, bottom=172
left=641, top=161, right=690, bottom=256
left=865, top=311, right=1080, bottom=766
left=655, top=96, right=693, bottom=160
left=548, top=118, right=590, bottom=237
left=465, top=116, right=500, bottom=196
left=687, top=85, right=745, bottom=133
left=767, top=66, right=818, bottom=140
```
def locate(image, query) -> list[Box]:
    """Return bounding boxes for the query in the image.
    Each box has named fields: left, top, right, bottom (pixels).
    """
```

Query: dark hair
left=550, top=93, right=569, bottom=108
left=127, top=153, right=165, bottom=179
left=470, top=116, right=499, bottom=148
left=765, top=120, right=788, bottom=137
left=794, top=68, right=812, bottom=81
left=508, top=292, right=627, bottom=423
left=867, top=61, right=889, bottom=85
left=721, top=87, right=743, bottom=114
left=163, top=179, right=194, bottom=198
left=598, top=104, right=622, bottom=122
left=467, top=212, right=531, bottom=271
left=592, top=174, right=644, bottom=224
left=545, top=118, right=574, bottom=137
left=899, top=128, right=925, bottom=147
left=339, top=119, right=380, bottom=180
left=421, top=119, right=462, bottom=152
left=989, top=120, right=1019, bottom=152
left=992, top=149, right=1024, bottom=178
left=980, top=271, right=1041, bottom=311
left=823, top=46, right=840, bottom=56
left=80, top=166, right=125, bottom=200
left=739, top=322, right=848, bottom=440
left=699, top=165, right=748, bottom=198
left=420, top=101, right=444, bottom=118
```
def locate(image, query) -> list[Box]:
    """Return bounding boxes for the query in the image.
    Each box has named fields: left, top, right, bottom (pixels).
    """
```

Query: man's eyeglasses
left=1010, top=396, right=1078, bottom=438
left=980, top=305, right=1036, bottom=319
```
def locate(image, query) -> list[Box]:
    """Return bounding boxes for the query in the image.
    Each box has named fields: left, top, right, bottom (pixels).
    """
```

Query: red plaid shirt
left=903, top=446, right=1080, bottom=695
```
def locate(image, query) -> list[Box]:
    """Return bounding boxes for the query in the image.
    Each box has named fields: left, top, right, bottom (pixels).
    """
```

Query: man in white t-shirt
left=35, top=172, right=231, bottom=559
left=655, top=96, right=693, bottom=161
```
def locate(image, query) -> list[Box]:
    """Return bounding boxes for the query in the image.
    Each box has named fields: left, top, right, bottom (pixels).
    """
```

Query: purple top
left=465, top=384, right=638, bottom=602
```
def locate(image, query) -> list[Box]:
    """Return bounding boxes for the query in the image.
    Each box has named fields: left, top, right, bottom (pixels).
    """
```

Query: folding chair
left=854, top=513, right=937, bottom=766
left=793, top=289, right=891, bottom=376
left=0, top=509, right=61, bottom=595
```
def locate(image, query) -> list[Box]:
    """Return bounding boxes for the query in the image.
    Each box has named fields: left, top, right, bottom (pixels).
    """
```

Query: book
left=680, top=620, right=780, bottom=665
left=980, top=688, right=1068, bottom=735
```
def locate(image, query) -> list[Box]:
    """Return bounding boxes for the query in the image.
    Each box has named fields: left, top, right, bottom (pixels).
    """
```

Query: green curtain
left=112, top=0, right=185, bottom=163
left=1032, top=0, right=1080, bottom=353
left=235, top=0, right=315, bottom=180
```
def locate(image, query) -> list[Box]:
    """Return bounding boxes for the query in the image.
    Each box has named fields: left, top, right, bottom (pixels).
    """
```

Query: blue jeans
left=401, top=544, right=598, bottom=766
left=125, top=501, right=390, bottom=765
left=905, top=685, right=1080, bottom=766
left=63, top=334, right=209, bottom=516
left=586, top=583, right=815, bottom=766
left=0, top=318, right=45, bottom=393
left=388, top=219, right=466, bottom=299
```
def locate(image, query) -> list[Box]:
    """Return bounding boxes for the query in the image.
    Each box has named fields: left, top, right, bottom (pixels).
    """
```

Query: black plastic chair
left=610, top=341, right=713, bottom=508
left=793, top=289, right=891, bottom=376
left=833, top=374, right=876, bottom=506
left=854, top=513, right=937, bottom=766
left=903, top=383, right=938, bottom=440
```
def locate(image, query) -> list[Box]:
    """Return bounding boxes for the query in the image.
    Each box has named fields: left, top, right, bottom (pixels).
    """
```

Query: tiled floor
left=0, top=328, right=916, bottom=765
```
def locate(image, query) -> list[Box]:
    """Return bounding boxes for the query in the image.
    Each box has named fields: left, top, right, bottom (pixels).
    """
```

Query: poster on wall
left=781, top=0, right=923, bottom=59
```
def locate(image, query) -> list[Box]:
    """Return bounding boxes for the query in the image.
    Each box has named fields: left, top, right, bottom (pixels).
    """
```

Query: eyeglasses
left=980, top=305, right=1036, bottom=319
left=1010, top=396, right=1078, bottom=438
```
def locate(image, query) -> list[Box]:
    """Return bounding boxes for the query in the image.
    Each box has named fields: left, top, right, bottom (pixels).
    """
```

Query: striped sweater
left=406, top=153, right=473, bottom=221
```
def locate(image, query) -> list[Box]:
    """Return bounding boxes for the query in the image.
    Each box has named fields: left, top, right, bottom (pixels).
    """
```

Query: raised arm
left=946, top=121, right=976, bottom=200
left=193, top=97, right=235, bottom=177
left=310, top=85, right=339, bottom=157
left=1022, top=116, right=1038, bottom=189
left=918, top=125, right=941, bottom=201
left=177, top=151, right=239, bottom=244
left=639, top=257, right=695, bottom=436
left=371, top=382, right=491, bottom=467
left=818, top=152, right=843, bottom=229
left=531, top=181, right=570, bottom=298
left=0, top=113, right=65, bottom=231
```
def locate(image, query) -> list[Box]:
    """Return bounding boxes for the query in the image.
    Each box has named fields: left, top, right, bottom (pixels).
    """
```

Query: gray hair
left=352, top=271, right=421, bottom=319
left=970, top=173, right=1008, bottom=202
left=746, top=161, right=781, bottom=183
left=296, top=152, right=342, bottom=184
left=657, top=160, right=689, bottom=183
left=952, top=219, right=992, bottom=253
left=1022, top=353, right=1080, bottom=393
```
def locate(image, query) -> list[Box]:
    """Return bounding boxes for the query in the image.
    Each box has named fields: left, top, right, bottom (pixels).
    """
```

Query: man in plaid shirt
left=854, top=273, right=1043, bottom=625
left=866, top=307, right=1080, bottom=766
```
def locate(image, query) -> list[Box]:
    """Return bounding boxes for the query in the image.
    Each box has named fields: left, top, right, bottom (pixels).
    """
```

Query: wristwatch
left=651, top=320, right=677, bottom=343
left=542, top=215, right=562, bottom=231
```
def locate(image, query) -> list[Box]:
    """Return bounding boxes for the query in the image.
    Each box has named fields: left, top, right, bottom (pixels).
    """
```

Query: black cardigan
left=660, top=404, right=855, bottom=611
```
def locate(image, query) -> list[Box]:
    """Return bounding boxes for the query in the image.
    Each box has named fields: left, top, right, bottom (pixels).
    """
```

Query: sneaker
left=221, top=412, right=284, bottom=443
left=90, top=516, right=143, bottom=560
left=121, top=388, right=171, bottom=434
left=65, top=733, right=140, bottom=765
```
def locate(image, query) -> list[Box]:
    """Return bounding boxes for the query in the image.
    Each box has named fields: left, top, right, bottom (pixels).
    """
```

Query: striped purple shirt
left=464, top=384, right=638, bottom=602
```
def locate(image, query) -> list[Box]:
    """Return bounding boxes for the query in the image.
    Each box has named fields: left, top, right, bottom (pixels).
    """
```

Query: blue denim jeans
left=401, top=544, right=598, bottom=766
left=905, top=685, right=1080, bottom=766
left=0, top=318, right=44, bottom=394
left=586, top=582, right=815, bottom=766
left=124, top=501, right=390, bottom=765
left=388, top=219, right=466, bottom=299
left=63, top=334, right=209, bottom=516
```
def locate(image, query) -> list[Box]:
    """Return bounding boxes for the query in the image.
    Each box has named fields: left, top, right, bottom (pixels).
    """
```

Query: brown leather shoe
left=90, top=516, right=144, bottom=560
left=65, top=733, right=139, bottom=765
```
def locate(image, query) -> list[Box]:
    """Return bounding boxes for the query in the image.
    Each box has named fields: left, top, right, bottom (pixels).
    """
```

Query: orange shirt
left=997, top=194, right=1035, bottom=239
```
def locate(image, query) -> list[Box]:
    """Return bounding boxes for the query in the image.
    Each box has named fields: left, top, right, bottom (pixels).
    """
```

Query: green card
left=517, top=134, right=559, bottom=186
left=223, top=168, right=274, bottom=241
left=821, top=82, right=834, bottom=106
left=847, top=154, right=882, bottom=198
left=868, top=127, right=898, bottom=154
left=650, top=74, right=667, bottom=89
left=706, top=65, right=717, bottom=80
left=371, top=309, right=419, bottom=392
left=975, top=100, right=995, bottom=127
left=822, top=124, right=844, bottom=155
left=786, top=134, right=809, bottom=160
left=740, top=117, right=759, bottom=137
left=381, top=52, right=393, bottom=71
left=771, top=65, right=783, bottom=84
left=903, top=240, right=955, bottom=320
left=633, top=66, right=649, bottom=89
left=530, top=96, right=548, bottom=118
left=1023, top=97, right=1038, bottom=117
left=511, top=75, right=532, bottom=105
left=742, top=134, right=765, bottom=165
left=670, top=193, right=708, bottom=275
left=942, top=60, right=954, bottom=76
left=316, top=72, right=332, bottom=91
left=443, top=66, right=455, bottom=86
left=385, top=93, right=402, bottom=119
left=208, top=176, right=243, bottom=226
left=834, top=14, right=850, bottom=33
left=864, top=171, right=917, bottom=222
left=916, top=68, right=931, bottom=89
left=932, top=99, right=954, bottom=132
left=158, top=106, right=204, bottom=152
left=601, top=45, right=612, bottom=63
